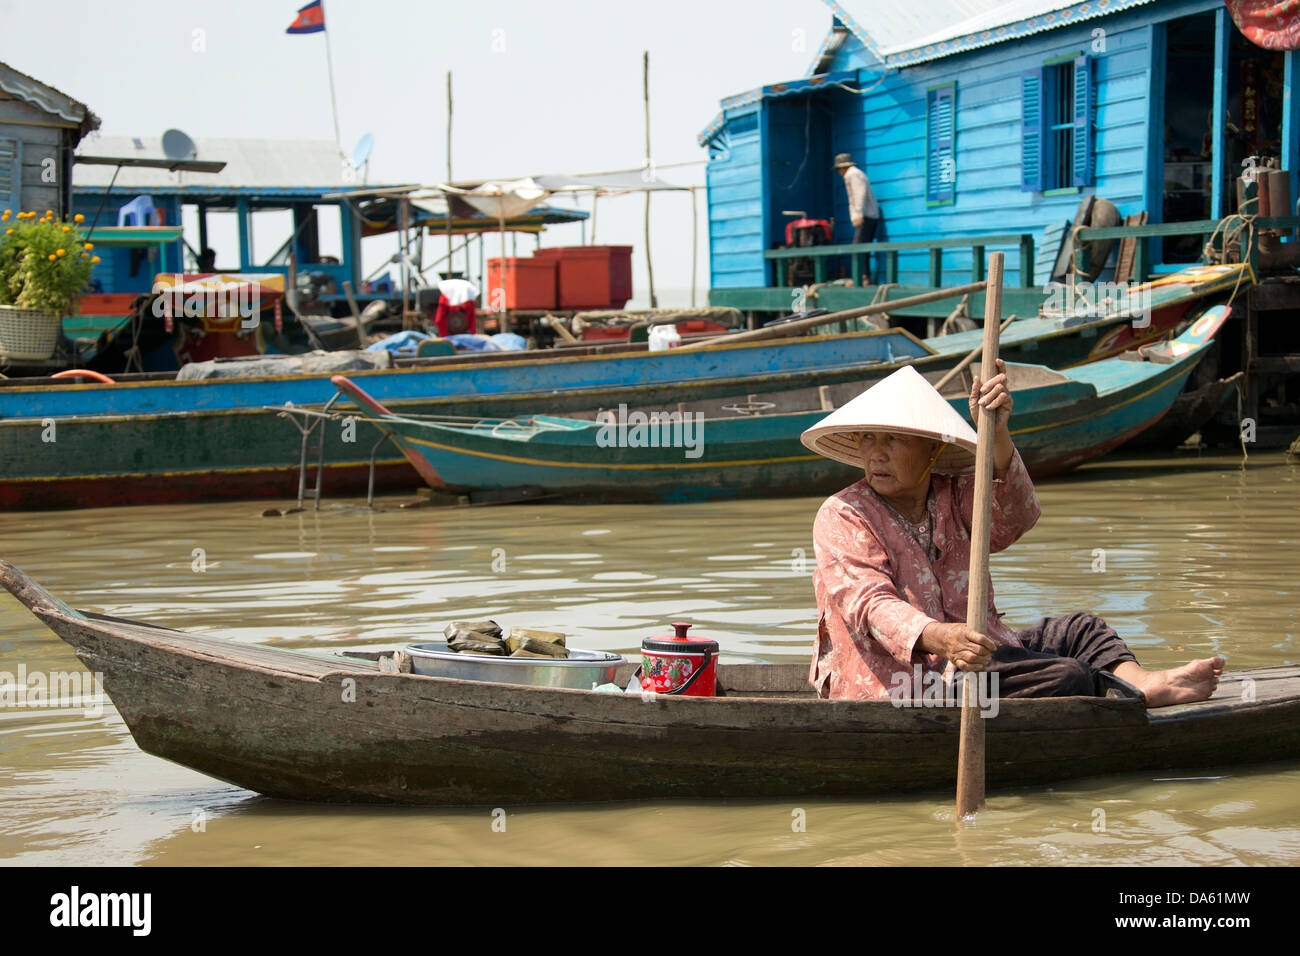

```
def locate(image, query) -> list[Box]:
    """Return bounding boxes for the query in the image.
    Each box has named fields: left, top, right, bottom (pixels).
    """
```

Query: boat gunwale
left=30, top=602, right=1163, bottom=730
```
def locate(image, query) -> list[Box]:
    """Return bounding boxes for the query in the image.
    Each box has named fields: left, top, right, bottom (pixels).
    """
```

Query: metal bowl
left=405, top=642, right=623, bottom=689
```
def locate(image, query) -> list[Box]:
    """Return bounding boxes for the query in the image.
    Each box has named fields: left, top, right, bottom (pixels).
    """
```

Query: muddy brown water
left=1, top=451, right=1297, bottom=865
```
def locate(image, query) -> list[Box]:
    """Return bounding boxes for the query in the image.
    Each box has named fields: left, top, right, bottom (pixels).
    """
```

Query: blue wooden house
left=701, top=0, right=1298, bottom=306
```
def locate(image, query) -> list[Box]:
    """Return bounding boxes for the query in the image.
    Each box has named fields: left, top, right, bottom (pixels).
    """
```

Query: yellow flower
left=56, top=248, right=66, bottom=256
left=47, top=254, right=56, bottom=261
left=73, top=213, right=85, bottom=223
left=91, top=256, right=101, bottom=263
left=83, top=242, right=93, bottom=250
left=44, top=209, right=52, bottom=216
left=1, top=210, right=9, bottom=220
left=61, top=225, right=71, bottom=232
left=5, top=228, right=12, bottom=235
left=81, top=252, right=89, bottom=258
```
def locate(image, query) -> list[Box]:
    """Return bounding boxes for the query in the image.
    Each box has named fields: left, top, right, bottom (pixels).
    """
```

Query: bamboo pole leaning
left=676, top=280, right=989, bottom=350
left=933, top=315, right=1016, bottom=393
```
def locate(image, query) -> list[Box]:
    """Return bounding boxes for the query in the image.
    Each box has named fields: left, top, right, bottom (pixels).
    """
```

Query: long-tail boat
left=1, top=558, right=1295, bottom=806
left=328, top=307, right=1230, bottom=502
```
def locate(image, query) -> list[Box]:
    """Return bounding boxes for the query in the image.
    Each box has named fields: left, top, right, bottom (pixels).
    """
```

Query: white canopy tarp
left=435, top=177, right=551, bottom=220
left=431, top=170, right=686, bottom=220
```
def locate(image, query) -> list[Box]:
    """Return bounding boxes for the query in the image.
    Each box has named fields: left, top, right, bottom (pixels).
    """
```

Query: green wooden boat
left=330, top=307, right=1231, bottom=502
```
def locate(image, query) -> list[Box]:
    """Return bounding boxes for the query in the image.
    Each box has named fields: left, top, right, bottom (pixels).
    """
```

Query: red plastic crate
left=76, top=293, right=139, bottom=316
left=533, top=245, right=632, bottom=309
left=580, top=326, right=630, bottom=342
left=485, top=257, right=556, bottom=310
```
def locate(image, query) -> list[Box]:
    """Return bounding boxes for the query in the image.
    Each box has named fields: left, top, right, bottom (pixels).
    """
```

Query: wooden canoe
left=4, top=558, right=1298, bottom=806
left=329, top=306, right=1232, bottom=502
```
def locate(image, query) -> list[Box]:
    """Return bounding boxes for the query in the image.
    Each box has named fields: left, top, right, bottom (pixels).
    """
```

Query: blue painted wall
left=703, top=0, right=1238, bottom=290
left=71, top=193, right=182, bottom=294
left=706, top=108, right=765, bottom=288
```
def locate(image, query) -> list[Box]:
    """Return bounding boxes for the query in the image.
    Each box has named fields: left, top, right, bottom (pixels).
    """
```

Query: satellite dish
left=161, top=128, right=197, bottom=161
left=349, top=133, right=374, bottom=170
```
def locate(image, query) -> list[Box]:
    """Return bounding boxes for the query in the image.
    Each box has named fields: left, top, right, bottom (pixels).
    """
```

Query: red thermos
left=641, top=622, right=718, bottom=696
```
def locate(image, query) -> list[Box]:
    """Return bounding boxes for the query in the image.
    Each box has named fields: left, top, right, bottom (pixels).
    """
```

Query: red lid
left=642, top=621, right=718, bottom=654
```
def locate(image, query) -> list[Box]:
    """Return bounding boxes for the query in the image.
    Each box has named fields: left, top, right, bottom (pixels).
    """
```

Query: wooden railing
left=762, top=233, right=1036, bottom=288
left=758, top=214, right=1299, bottom=291
left=1074, top=215, right=1300, bottom=282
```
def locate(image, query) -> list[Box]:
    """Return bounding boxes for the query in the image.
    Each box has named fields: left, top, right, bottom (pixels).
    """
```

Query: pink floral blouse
left=809, top=448, right=1042, bottom=700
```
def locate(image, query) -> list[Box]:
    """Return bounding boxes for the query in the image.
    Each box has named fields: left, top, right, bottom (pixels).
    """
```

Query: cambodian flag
left=286, top=0, right=325, bottom=34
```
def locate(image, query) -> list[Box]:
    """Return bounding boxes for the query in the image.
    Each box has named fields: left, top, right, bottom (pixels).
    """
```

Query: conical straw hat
left=800, top=365, right=978, bottom=474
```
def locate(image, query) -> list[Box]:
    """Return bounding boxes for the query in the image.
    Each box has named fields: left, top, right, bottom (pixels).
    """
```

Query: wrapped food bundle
left=445, top=620, right=507, bottom=656
left=441, top=621, right=572, bottom=659
left=508, top=627, right=569, bottom=659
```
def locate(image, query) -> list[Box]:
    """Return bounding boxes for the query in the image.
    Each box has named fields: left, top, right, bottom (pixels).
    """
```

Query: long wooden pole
left=955, top=251, right=1004, bottom=820
left=342, top=280, right=366, bottom=348
left=690, top=186, right=699, bottom=309
left=446, top=70, right=454, bottom=275
left=643, top=50, right=658, bottom=308
left=676, top=280, right=987, bottom=349
left=400, top=197, right=412, bottom=329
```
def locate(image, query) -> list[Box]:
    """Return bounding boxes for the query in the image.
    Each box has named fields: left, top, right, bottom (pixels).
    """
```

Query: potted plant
left=0, top=209, right=99, bottom=361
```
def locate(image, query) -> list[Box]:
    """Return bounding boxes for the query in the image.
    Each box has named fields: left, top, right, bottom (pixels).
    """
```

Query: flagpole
left=321, top=0, right=342, bottom=148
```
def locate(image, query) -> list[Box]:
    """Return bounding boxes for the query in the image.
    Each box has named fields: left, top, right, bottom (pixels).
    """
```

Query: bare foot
left=1126, top=657, right=1225, bottom=707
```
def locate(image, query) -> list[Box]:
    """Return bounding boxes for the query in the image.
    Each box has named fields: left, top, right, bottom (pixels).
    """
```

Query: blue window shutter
left=1072, top=55, right=1093, bottom=186
left=0, top=138, right=21, bottom=213
left=927, top=86, right=956, bottom=203
left=1021, top=70, right=1044, bottom=191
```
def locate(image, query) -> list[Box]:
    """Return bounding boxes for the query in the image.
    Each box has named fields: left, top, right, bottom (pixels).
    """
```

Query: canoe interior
left=4, top=552, right=1297, bottom=807
left=86, top=611, right=1300, bottom=713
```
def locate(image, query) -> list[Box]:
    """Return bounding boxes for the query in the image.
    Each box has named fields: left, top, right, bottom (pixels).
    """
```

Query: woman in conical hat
left=801, top=360, right=1224, bottom=706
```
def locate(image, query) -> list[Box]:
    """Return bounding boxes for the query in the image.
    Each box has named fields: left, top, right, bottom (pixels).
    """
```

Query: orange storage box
left=485, top=257, right=556, bottom=310
left=533, top=245, right=632, bottom=309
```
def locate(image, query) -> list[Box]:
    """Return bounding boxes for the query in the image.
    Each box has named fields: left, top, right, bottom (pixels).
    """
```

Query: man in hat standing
left=835, top=153, right=880, bottom=282
left=801, top=363, right=1225, bottom=706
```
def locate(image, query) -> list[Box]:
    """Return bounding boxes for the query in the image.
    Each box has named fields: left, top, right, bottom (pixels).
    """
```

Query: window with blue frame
left=926, top=84, right=956, bottom=205
left=1022, top=55, right=1093, bottom=192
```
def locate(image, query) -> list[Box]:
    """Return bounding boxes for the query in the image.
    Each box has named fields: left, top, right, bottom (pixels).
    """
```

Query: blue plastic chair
left=117, top=195, right=156, bottom=227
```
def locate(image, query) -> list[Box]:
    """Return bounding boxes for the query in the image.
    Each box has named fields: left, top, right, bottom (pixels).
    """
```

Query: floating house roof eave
left=0, top=61, right=100, bottom=141
left=696, top=69, right=862, bottom=146
left=819, top=0, right=1160, bottom=68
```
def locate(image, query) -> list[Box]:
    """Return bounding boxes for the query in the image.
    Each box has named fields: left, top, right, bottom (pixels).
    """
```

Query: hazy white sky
left=4, top=0, right=834, bottom=306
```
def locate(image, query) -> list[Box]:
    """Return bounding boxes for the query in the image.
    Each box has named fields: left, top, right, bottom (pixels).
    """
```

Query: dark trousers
left=852, top=218, right=879, bottom=283
left=852, top=218, right=879, bottom=244
left=978, top=612, right=1139, bottom=698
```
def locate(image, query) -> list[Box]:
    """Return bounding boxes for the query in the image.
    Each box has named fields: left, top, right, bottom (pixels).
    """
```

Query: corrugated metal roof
left=72, top=136, right=398, bottom=192
left=824, top=0, right=1159, bottom=66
